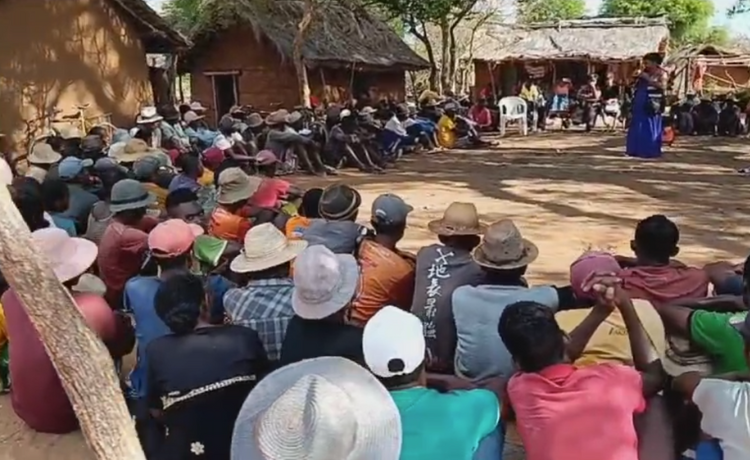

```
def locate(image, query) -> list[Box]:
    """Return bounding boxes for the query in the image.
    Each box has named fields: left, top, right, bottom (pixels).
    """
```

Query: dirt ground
left=2, top=132, right=750, bottom=459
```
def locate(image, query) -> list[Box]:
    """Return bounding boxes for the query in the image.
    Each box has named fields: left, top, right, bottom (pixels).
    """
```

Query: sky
left=146, top=0, right=746, bottom=34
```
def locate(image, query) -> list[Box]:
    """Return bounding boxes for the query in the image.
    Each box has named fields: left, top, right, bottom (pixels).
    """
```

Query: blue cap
left=58, top=156, right=94, bottom=180
left=371, top=193, right=413, bottom=226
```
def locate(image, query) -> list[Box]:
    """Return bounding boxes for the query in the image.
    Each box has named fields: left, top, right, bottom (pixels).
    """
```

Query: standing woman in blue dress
left=626, top=53, right=666, bottom=159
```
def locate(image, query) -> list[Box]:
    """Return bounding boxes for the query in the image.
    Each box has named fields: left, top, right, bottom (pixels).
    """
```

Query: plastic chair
left=499, top=96, right=528, bottom=136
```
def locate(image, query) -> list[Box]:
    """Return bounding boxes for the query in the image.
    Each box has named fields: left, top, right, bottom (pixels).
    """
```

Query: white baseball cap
left=363, top=306, right=426, bottom=378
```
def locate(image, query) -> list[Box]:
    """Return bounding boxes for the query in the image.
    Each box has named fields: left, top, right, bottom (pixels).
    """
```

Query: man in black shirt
left=279, top=244, right=364, bottom=366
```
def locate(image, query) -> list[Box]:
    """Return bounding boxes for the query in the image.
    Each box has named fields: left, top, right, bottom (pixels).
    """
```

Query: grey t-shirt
left=265, top=127, right=305, bottom=158
left=453, top=284, right=559, bottom=380
left=411, top=244, right=486, bottom=373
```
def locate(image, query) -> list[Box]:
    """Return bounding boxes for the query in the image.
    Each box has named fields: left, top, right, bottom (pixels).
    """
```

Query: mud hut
left=472, top=17, right=670, bottom=98
left=665, top=44, right=750, bottom=97
left=181, top=0, right=429, bottom=121
left=0, top=0, right=189, bottom=142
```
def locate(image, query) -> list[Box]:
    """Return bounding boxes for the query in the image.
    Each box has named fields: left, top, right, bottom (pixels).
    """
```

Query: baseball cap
left=58, top=156, right=94, bottom=179
left=371, top=193, right=413, bottom=226
left=255, top=150, right=278, bottom=166
left=731, top=313, right=750, bottom=342
left=363, top=306, right=426, bottom=379
left=147, top=219, right=204, bottom=258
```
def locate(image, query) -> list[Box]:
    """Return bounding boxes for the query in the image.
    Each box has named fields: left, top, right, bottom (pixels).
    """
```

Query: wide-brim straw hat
left=231, top=357, right=402, bottom=460
left=292, top=247, right=360, bottom=320
left=110, top=138, right=160, bottom=163
left=472, top=219, right=538, bottom=270
left=428, top=202, right=487, bottom=236
left=136, top=106, right=164, bottom=124
left=265, top=109, right=290, bottom=126
left=230, top=223, right=308, bottom=273
left=31, top=228, right=98, bottom=283
left=28, top=142, right=62, bottom=164
left=247, top=113, right=264, bottom=128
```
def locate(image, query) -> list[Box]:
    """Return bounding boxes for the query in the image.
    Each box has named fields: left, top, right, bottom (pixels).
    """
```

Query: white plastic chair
left=498, top=96, right=528, bottom=136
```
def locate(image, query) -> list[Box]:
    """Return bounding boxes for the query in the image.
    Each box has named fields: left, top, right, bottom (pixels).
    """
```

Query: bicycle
left=23, top=107, right=63, bottom=157
left=54, top=103, right=117, bottom=139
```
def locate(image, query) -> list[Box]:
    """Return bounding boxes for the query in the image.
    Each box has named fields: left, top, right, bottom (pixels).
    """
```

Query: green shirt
left=690, top=310, right=749, bottom=374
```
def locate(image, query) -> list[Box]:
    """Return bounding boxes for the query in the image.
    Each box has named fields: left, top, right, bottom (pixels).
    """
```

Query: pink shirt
left=2, top=290, right=117, bottom=434
left=508, top=363, right=645, bottom=460
left=249, top=177, right=291, bottom=209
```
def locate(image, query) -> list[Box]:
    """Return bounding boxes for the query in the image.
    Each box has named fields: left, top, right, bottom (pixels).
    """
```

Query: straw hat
left=189, top=101, right=208, bottom=112
left=28, top=142, right=61, bottom=165
left=230, top=223, right=307, bottom=274
left=110, top=138, right=160, bottom=163
left=217, top=167, right=261, bottom=204
left=136, top=106, right=164, bottom=124
left=230, top=357, right=402, bottom=460
left=472, top=220, right=538, bottom=270
left=246, top=113, right=264, bottom=128
left=183, top=110, right=204, bottom=124
left=428, top=202, right=487, bottom=236
left=292, top=245, right=359, bottom=320
left=287, top=111, right=303, bottom=124
left=31, top=227, right=98, bottom=283
left=265, top=109, right=290, bottom=126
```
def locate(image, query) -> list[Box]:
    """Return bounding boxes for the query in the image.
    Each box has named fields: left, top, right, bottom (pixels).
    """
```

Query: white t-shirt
left=693, top=378, right=750, bottom=460
left=385, top=115, right=407, bottom=136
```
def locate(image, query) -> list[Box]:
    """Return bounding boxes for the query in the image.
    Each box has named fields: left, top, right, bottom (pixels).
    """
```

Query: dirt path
left=2, top=132, right=750, bottom=459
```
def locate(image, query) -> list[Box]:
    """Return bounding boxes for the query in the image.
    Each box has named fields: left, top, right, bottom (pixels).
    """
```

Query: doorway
left=208, top=72, right=239, bottom=123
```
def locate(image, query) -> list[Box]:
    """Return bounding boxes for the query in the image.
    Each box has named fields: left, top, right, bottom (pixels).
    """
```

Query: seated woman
left=468, top=99, right=493, bottom=132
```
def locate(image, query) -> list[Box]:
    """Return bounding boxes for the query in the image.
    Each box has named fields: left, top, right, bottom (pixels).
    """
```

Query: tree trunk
left=293, top=0, right=316, bottom=108
left=410, top=19, right=439, bottom=91
left=439, top=17, right=451, bottom=93
left=0, top=186, right=144, bottom=460
left=448, top=28, right=459, bottom=94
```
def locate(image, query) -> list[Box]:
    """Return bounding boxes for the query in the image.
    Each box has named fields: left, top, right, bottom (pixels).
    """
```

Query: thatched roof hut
left=107, top=0, right=190, bottom=52
left=474, top=17, right=670, bottom=63
left=665, top=44, right=750, bottom=96
left=183, top=0, right=428, bottom=71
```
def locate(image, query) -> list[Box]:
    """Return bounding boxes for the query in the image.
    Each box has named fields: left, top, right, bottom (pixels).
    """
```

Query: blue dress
left=626, top=77, right=662, bottom=159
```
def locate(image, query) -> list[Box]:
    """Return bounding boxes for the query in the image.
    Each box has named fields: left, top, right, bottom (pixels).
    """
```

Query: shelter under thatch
left=182, top=0, right=428, bottom=118
left=472, top=17, right=669, bottom=99
left=665, top=44, right=750, bottom=96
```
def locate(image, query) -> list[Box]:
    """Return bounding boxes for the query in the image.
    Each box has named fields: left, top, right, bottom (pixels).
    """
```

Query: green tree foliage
left=599, top=0, right=714, bottom=41
left=162, top=0, right=204, bottom=35
left=517, top=0, right=587, bottom=23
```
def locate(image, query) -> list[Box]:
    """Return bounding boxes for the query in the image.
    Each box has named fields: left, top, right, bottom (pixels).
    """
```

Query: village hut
left=181, top=0, right=429, bottom=121
left=0, top=0, right=189, bottom=143
left=472, top=17, right=670, bottom=98
left=665, top=44, right=750, bottom=97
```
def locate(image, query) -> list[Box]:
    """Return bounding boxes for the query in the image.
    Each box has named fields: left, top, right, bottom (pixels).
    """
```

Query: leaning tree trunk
left=0, top=185, right=144, bottom=460
left=293, top=0, right=316, bottom=108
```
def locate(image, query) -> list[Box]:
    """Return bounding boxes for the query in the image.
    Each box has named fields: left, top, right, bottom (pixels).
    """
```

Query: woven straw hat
left=230, top=357, right=402, bottom=460
left=230, top=223, right=307, bottom=273
left=28, top=143, right=62, bottom=165
left=428, top=202, right=487, bottom=236
left=110, top=138, right=160, bottom=163
left=265, top=109, right=290, bottom=126
left=472, top=219, right=538, bottom=270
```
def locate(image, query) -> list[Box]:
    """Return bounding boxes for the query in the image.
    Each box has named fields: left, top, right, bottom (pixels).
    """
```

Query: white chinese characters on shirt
left=423, top=248, right=454, bottom=340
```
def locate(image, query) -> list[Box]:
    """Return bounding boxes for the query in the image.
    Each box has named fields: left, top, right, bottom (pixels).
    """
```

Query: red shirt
left=249, top=177, right=291, bottom=209
left=469, top=106, right=492, bottom=127
left=97, top=218, right=157, bottom=308
left=2, top=290, right=117, bottom=434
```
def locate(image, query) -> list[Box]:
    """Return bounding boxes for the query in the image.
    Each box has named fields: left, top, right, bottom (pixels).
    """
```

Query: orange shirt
left=208, top=207, right=252, bottom=243
left=349, top=240, right=416, bottom=326
left=285, top=216, right=312, bottom=240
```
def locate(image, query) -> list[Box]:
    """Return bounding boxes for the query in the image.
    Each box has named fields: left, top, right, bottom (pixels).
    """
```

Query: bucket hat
left=189, top=101, right=208, bottom=112
left=246, top=113, right=264, bottom=128
left=136, top=106, right=164, bottom=124
left=217, top=167, right=261, bottom=204
left=109, top=179, right=157, bottom=213
left=265, top=110, right=290, bottom=126
left=319, top=184, right=362, bottom=221
left=31, top=227, right=98, bottom=283
left=28, top=143, right=61, bottom=165
left=472, top=219, right=539, bottom=270
left=230, top=223, right=307, bottom=274
left=148, top=219, right=204, bottom=258
left=254, top=150, right=278, bottom=166
left=292, top=245, right=359, bottom=320
left=230, top=357, right=402, bottom=460
left=428, top=202, right=487, bottom=236
left=183, top=110, right=204, bottom=124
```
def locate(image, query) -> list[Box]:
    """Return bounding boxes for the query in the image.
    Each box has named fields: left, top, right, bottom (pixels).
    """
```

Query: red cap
left=148, top=219, right=204, bottom=258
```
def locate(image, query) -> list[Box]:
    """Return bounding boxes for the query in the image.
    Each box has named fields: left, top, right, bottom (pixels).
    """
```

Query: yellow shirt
left=437, top=115, right=457, bottom=149
left=198, top=170, right=214, bottom=187
left=555, top=299, right=666, bottom=367
left=519, top=85, right=539, bottom=101
left=142, top=182, right=168, bottom=210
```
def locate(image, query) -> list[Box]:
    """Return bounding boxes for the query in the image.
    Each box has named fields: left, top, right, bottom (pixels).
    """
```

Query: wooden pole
left=0, top=185, right=145, bottom=460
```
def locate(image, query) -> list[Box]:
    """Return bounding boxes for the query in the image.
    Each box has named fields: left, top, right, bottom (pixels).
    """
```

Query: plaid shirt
left=224, top=278, right=294, bottom=361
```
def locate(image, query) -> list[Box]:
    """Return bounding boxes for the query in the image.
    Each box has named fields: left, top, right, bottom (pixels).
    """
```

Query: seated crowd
left=0, top=113, right=749, bottom=460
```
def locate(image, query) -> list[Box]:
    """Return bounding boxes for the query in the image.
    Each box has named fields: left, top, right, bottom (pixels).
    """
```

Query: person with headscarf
left=626, top=53, right=666, bottom=159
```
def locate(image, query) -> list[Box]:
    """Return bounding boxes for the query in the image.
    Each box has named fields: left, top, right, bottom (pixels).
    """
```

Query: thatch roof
left=184, top=0, right=429, bottom=70
left=665, top=44, right=750, bottom=67
left=107, top=0, right=190, bottom=52
left=474, top=17, right=670, bottom=62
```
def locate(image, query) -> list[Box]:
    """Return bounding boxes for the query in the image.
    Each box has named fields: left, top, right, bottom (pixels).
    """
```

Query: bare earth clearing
left=2, top=132, right=750, bottom=459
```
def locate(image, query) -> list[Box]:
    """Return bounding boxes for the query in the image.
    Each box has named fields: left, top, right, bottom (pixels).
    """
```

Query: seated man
left=183, top=110, right=218, bottom=150
left=693, top=98, right=719, bottom=136
left=616, top=215, right=709, bottom=306
left=265, top=109, right=328, bottom=176
left=325, top=111, right=383, bottom=173
left=437, top=103, right=484, bottom=149
left=718, top=96, right=741, bottom=137
left=381, top=104, right=420, bottom=157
